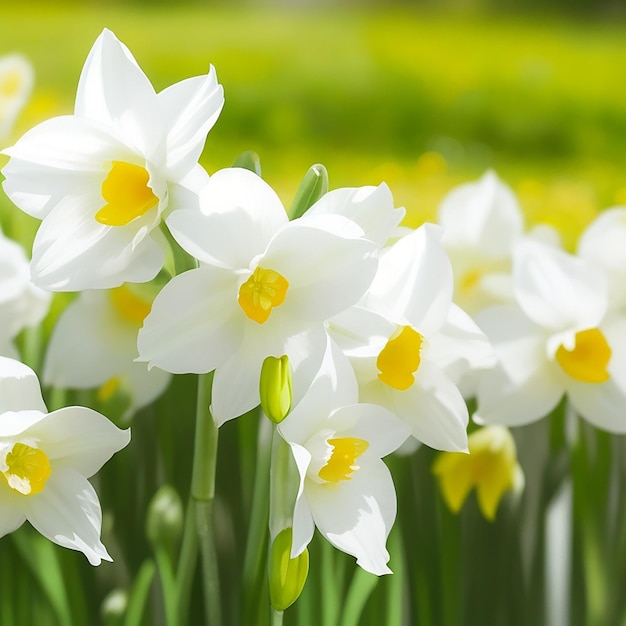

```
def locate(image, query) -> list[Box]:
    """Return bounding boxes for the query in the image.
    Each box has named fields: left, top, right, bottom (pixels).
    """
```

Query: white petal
left=137, top=266, right=241, bottom=373
left=567, top=379, right=626, bottom=433
left=159, top=69, right=224, bottom=178
left=26, top=406, right=130, bottom=477
left=0, top=483, right=26, bottom=537
left=75, top=29, right=158, bottom=156
left=167, top=168, right=287, bottom=268
left=306, top=183, right=405, bottom=247
left=426, top=303, right=495, bottom=383
left=31, top=195, right=163, bottom=291
left=513, top=239, right=607, bottom=332
left=391, top=361, right=469, bottom=452
left=43, top=291, right=136, bottom=388
left=266, top=219, right=377, bottom=322
left=289, top=442, right=315, bottom=557
left=305, top=459, right=396, bottom=575
left=475, top=362, right=563, bottom=427
left=0, top=356, right=47, bottom=415
left=364, top=224, right=452, bottom=335
left=439, top=170, right=523, bottom=257
left=2, top=115, right=128, bottom=173
left=26, top=467, right=111, bottom=565
left=329, top=403, right=410, bottom=457
left=475, top=304, right=546, bottom=386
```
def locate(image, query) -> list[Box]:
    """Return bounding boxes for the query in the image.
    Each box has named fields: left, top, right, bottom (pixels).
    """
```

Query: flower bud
left=146, top=484, right=184, bottom=555
left=289, top=164, right=328, bottom=219
left=260, top=355, right=292, bottom=424
left=269, top=527, right=309, bottom=612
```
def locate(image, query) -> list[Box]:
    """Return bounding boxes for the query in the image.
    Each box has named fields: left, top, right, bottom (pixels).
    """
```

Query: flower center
left=2, top=443, right=51, bottom=496
left=460, top=269, right=482, bottom=293
left=555, top=327, right=611, bottom=383
left=110, top=285, right=152, bottom=326
left=238, top=266, right=289, bottom=324
left=318, top=437, right=369, bottom=483
left=96, top=161, right=159, bottom=226
left=376, top=325, right=423, bottom=390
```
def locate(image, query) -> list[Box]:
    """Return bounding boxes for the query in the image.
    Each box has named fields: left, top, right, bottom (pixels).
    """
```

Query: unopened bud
left=269, top=527, right=309, bottom=611
left=146, top=484, right=184, bottom=554
left=260, top=355, right=292, bottom=424
left=289, top=164, right=328, bottom=220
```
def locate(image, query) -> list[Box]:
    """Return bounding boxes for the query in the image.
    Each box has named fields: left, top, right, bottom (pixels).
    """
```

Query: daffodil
left=438, top=170, right=523, bottom=314
left=475, top=239, right=626, bottom=432
left=432, top=425, right=524, bottom=521
left=329, top=223, right=493, bottom=452
left=1, top=29, right=223, bottom=290
left=137, top=167, right=377, bottom=425
left=0, top=356, right=130, bottom=564
left=43, top=283, right=170, bottom=419
left=278, top=338, right=410, bottom=575
left=0, top=226, right=50, bottom=358
left=0, top=54, right=34, bottom=140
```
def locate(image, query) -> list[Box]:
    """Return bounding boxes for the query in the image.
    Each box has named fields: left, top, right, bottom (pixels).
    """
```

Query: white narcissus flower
left=475, top=239, right=626, bottom=433
left=0, top=227, right=50, bottom=359
left=0, top=54, right=34, bottom=140
left=0, top=356, right=130, bottom=564
left=138, top=167, right=378, bottom=426
left=43, top=284, right=170, bottom=419
left=278, top=339, right=410, bottom=575
left=329, top=223, right=493, bottom=452
left=438, top=170, right=523, bottom=314
left=1, top=28, right=223, bottom=291
left=578, top=207, right=626, bottom=314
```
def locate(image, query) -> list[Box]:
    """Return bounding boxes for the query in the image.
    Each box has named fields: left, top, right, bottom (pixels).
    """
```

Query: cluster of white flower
left=0, top=28, right=623, bottom=583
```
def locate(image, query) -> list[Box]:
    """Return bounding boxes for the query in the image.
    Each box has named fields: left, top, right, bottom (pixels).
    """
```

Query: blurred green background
left=2, top=2, right=626, bottom=250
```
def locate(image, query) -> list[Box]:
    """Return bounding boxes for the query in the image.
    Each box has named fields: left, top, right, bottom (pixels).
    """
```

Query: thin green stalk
left=271, top=609, right=284, bottom=626
left=192, top=372, right=221, bottom=626
left=242, top=415, right=272, bottom=624
left=176, top=499, right=198, bottom=624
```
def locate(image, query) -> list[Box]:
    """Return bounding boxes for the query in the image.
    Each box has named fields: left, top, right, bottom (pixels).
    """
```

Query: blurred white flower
left=138, top=167, right=378, bottom=425
left=1, top=28, right=223, bottom=290
left=44, top=284, right=170, bottom=419
left=0, top=226, right=50, bottom=358
left=0, top=356, right=130, bottom=564
left=278, top=339, right=409, bottom=575
left=0, top=54, right=34, bottom=141
left=475, top=239, right=626, bottom=432
left=438, top=170, right=523, bottom=314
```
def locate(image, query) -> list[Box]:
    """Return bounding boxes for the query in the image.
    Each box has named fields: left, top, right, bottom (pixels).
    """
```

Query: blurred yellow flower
left=432, top=425, right=524, bottom=521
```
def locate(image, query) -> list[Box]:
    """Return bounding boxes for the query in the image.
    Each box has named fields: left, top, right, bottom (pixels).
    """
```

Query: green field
left=2, top=6, right=626, bottom=249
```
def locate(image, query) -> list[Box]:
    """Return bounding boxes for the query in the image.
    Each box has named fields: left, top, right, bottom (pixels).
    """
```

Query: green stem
left=193, top=372, right=221, bottom=626
left=175, top=499, right=198, bottom=626
left=242, top=415, right=273, bottom=624
left=271, top=609, right=284, bottom=626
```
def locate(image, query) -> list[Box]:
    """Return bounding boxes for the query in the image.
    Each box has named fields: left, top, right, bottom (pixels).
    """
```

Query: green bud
left=269, top=527, right=309, bottom=612
left=289, top=164, right=328, bottom=220
left=232, top=150, right=262, bottom=176
left=146, top=484, right=184, bottom=555
left=100, top=589, right=127, bottom=626
left=260, top=355, right=292, bottom=424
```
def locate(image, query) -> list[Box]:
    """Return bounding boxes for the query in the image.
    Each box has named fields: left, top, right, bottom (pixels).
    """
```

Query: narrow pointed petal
left=75, top=29, right=158, bottom=154
left=365, top=224, right=452, bottom=334
left=26, top=468, right=111, bottom=565
left=159, top=69, right=224, bottom=177
left=289, top=443, right=316, bottom=558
